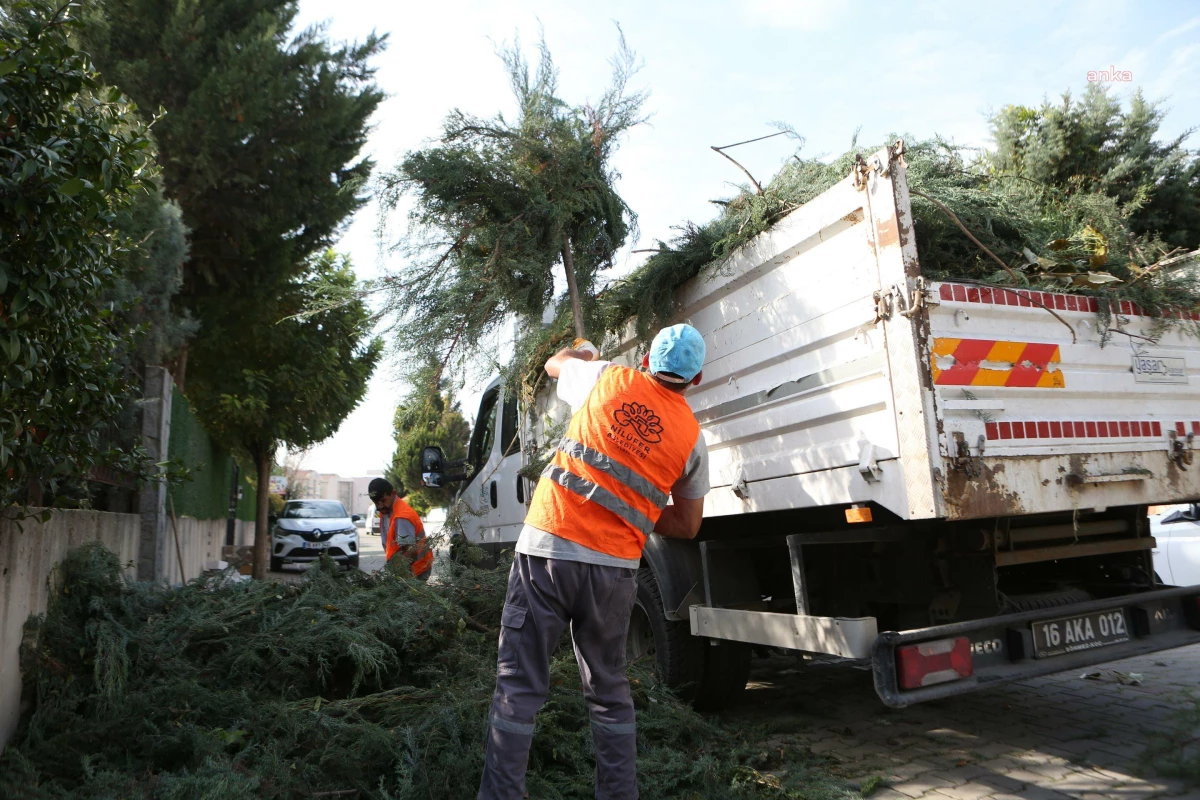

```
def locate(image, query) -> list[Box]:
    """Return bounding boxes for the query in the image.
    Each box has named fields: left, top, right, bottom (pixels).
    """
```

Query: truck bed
left=573, top=142, right=1200, bottom=524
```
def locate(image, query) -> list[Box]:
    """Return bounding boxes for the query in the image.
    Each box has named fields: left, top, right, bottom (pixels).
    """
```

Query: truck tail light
left=896, top=637, right=973, bottom=689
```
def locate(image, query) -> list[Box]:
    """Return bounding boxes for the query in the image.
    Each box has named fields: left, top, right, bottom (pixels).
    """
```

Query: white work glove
left=572, top=338, right=600, bottom=359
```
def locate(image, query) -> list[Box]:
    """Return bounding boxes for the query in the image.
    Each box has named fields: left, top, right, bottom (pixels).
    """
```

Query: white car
left=1150, top=503, right=1200, bottom=586
left=270, top=499, right=361, bottom=571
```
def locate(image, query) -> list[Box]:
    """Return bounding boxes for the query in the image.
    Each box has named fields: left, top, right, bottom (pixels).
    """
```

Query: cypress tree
left=377, top=33, right=646, bottom=372
left=78, top=0, right=384, bottom=384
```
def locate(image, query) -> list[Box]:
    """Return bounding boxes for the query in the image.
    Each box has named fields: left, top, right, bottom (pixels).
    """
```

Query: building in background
left=287, top=469, right=320, bottom=500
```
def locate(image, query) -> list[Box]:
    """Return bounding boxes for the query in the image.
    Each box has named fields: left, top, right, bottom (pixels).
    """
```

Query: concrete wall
left=160, top=516, right=256, bottom=586
left=1, top=510, right=258, bottom=750
left=0, top=510, right=139, bottom=749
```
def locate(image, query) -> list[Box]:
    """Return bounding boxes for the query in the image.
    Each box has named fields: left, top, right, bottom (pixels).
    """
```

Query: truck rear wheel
left=628, top=567, right=751, bottom=710
left=629, top=567, right=705, bottom=701
left=694, top=638, right=752, bottom=711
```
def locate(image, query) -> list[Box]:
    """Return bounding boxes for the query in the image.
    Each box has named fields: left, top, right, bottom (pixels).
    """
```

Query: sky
left=289, top=0, right=1200, bottom=478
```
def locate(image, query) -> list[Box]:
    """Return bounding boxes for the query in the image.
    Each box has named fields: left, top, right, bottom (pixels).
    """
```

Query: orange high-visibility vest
left=524, top=365, right=701, bottom=560
left=386, top=497, right=433, bottom=576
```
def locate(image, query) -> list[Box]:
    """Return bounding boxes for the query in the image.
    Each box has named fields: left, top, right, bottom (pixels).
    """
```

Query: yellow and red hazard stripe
left=932, top=338, right=1064, bottom=388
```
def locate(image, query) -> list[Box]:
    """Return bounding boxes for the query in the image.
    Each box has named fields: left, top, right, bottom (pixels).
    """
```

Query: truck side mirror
left=422, top=446, right=446, bottom=488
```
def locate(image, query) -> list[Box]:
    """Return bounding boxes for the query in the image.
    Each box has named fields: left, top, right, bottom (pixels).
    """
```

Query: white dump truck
left=422, top=142, right=1200, bottom=708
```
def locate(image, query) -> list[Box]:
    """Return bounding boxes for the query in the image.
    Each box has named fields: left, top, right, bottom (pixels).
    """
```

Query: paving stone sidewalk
left=731, top=644, right=1200, bottom=799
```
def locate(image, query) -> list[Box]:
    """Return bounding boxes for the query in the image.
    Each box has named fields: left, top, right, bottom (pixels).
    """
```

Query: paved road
left=730, top=645, right=1200, bottom=799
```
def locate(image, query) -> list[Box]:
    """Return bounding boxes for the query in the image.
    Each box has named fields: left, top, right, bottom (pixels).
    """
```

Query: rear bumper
left=871, top=585, right=1200, bottom=708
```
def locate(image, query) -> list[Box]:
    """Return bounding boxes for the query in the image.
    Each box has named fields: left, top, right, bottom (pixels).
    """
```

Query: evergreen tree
left=107, top=183, right=196, bottom=370
left=75, top=0, right=385, bottom=565
left=377, top=33, right=646, bottom=372
left=77, top=0, right=384, bottom=382
left=187, top=251, right=382, bottom=578
left=990, top=85, right=1200, bottom=250
left=385, top=363, right=470, bottom=516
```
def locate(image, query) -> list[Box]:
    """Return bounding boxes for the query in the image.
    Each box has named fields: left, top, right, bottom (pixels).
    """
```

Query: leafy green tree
left=377, top=33, right=646, bottom=372
left=78, top=0, right=385, bottom=383
left=990, top=85, right=1200, bottom=250
left=0, top=1, right=159, bottom=509
left=385, top=362, right=470, bottom=517
left=187, top=251, right=382, bottom=578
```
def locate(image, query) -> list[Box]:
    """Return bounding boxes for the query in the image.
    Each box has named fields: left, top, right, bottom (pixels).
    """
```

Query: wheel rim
left=626, top=600, right=655, bottom=662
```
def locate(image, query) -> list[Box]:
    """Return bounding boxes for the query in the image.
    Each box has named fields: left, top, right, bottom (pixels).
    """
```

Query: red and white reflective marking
left=937, top=282, right=1200, bottom=321
left=896, top=637, right=973, bottom=690
left=983, top=420, right=1200, bottom=440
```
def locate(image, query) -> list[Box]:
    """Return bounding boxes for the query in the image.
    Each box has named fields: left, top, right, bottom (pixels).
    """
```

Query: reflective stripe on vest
left=523, top=365, right=700, bottom=560
left=540, top=462, right=658, bottom=536
left=556, top=437, right=670, bottom=508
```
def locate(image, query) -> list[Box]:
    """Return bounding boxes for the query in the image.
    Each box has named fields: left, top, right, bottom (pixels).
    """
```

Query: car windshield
left=282, top=501, right=346, bottom=519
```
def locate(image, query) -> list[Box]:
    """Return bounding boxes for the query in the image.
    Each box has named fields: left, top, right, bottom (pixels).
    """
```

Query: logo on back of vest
left=613, top=402, right=663, bottom=444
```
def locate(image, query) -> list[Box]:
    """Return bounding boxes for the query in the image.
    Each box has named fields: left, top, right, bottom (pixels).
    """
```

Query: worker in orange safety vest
left=478, top=324, right=711, bottom=800
left=368, top=478, right=433, bottom=580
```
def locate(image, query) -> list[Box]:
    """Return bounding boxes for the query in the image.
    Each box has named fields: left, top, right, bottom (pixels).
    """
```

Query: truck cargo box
left=533, top=141, right=1200, bottom=525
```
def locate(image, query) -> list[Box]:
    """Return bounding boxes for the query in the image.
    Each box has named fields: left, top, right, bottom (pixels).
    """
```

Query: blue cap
left=648, top=324, right=705, bottom=383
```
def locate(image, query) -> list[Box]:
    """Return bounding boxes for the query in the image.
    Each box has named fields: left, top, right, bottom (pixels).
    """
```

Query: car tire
left=346, top=555, right=360, bottom=570
left=270, top=556, right=284, bottom=573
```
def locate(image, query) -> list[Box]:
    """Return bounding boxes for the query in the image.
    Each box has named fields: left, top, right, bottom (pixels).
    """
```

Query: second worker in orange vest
left=368, top=478, right=433, bottom=580
left=478, top=324, right=711, bottom=800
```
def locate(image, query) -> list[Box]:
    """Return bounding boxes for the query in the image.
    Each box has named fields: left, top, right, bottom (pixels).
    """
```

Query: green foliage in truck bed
left=603, top=135, right=1200, bottom=342
left=0, top=542, right=855, bottom=800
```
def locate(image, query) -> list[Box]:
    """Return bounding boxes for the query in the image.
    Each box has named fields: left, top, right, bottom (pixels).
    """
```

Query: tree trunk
left=171, top=344, right=188, bottom=393
left=561, top=236, right=586, bottom=340
left=252, top=449, right=271, bottom=580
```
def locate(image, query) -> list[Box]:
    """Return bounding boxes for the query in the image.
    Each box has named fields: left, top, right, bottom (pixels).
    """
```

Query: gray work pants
left=478, top=553, right=639, bottom=800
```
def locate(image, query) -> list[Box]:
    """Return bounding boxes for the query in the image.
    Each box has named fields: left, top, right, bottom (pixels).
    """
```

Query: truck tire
left=1002, top=588, right=1092, bottom=612
left=693, top=639, right=752, bottom=711
left=629, top=567, right=705, bottom=702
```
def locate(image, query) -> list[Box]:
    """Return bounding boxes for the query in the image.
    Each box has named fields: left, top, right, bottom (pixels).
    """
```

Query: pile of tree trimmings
left=0, top=543, right=857, bottom=799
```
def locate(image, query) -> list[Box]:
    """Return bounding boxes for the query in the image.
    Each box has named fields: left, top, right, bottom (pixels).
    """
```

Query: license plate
left=303, top=542, right=328, bottom=550
left=1032, top=609, right=1130, bottom=658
